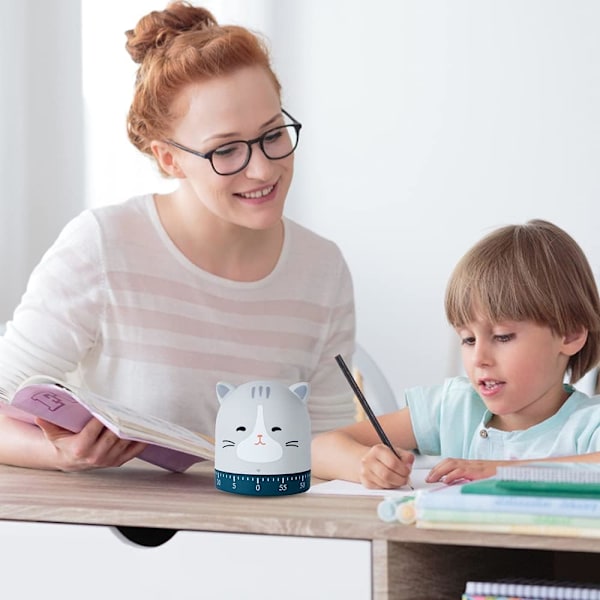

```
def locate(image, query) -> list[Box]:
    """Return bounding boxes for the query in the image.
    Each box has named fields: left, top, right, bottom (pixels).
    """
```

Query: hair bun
left=125, top=1, right=218, bottom=64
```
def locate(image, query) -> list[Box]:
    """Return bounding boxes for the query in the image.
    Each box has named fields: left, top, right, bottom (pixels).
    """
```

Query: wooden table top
left=1, top=460, right=599, bottom=553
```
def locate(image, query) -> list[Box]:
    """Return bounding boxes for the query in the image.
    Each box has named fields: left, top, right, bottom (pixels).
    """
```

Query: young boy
left=312, top=219, right=600, bottom=488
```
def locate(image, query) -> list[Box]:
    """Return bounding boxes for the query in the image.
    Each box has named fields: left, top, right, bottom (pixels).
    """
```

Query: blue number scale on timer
left=213, top=380, right=312, bottom=497
left=215, top=469, right=311, bottom=496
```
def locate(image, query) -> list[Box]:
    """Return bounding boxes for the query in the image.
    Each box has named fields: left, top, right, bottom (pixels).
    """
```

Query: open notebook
left=308, top=468, right=446, bottom=498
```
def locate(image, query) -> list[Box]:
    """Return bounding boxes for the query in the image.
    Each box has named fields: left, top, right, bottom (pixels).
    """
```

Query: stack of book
left=461, top=577, right=600, bottom=599
left=414, top=462, right=600, bottom=538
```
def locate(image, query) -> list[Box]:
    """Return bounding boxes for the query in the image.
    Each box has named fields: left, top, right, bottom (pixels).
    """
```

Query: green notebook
left=461, top=477, right=600, bottom=498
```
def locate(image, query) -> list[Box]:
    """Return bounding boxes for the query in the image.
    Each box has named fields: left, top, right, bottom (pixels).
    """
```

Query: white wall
left=0, top=0, right=84, bottom=320
left=4, top=1, right=600, bottom=402
left=262, top=0, right=600, bottom=400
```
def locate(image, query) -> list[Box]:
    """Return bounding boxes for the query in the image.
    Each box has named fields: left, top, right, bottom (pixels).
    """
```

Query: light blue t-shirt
left=406, top=376, right=600, bottom=460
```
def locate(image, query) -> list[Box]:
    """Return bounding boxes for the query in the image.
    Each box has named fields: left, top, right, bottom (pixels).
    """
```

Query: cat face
left=214, top=381, right=311, bottom=475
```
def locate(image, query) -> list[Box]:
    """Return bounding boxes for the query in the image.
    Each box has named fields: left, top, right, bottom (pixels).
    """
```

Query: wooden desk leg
left=372, top=539, right=394, bottom=600
left=372, top=539, right=555, bottom=600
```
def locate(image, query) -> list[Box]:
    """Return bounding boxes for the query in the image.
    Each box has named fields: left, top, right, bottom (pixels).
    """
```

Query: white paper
left=308, top=469, right=446, bottom=497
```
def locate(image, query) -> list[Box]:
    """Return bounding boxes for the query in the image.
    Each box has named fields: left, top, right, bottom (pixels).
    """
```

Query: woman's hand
left=358, top=444, right=415, bottom=489
left=36, top=417, right=147, bottom=472
left=426, top=457, right=503, bottom=484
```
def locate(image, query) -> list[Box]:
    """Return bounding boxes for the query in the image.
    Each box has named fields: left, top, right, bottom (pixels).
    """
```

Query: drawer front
left=0, top=520, right=371, bottom=599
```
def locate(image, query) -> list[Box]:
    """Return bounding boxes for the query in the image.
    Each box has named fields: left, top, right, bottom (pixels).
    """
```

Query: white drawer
left=0, top=520, right=371, bottom=599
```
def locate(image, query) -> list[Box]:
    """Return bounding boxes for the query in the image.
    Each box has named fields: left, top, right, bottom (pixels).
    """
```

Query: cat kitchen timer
left=214, top=380, right=311, bottom=496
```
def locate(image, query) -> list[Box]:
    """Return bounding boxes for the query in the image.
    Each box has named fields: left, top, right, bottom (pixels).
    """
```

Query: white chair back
left=352, top=343, right=398, bottom=416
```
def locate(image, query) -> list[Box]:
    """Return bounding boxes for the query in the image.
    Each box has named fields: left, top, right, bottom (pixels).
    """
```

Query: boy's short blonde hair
left=445, top=219, right=600, bottom=383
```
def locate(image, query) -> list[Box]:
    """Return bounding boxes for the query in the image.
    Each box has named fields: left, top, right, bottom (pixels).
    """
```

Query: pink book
left=0, top=376, right=214, bottom=472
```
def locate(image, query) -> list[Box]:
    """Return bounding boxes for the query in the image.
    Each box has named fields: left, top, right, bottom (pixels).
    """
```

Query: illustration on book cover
left=30, top=389, right=71, bottom=412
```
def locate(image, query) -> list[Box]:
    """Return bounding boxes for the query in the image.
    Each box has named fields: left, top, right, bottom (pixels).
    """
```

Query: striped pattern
left=0, top=195, right=356, bottom=434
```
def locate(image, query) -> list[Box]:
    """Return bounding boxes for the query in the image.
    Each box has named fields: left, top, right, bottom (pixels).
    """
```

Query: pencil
left=335, top=354, right=414, bottom=490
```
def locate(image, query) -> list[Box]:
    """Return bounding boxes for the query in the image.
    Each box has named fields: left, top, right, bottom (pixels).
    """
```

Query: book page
left=76, top=388, right=215, bottom=454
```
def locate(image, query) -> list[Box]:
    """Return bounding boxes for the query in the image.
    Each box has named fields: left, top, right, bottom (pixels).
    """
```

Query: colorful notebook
left=464, top=578, right=600, bottom=599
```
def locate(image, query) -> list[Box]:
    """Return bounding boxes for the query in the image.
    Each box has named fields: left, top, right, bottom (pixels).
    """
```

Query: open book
left=0, top=375, right=215, bottom=472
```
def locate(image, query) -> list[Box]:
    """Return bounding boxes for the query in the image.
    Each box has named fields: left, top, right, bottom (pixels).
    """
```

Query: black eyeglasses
left=166, top=109, right=302, bottom=176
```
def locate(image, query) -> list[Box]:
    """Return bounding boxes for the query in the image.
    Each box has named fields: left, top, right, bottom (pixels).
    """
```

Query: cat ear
left=216, top=382, right=235, bottom=404
left=289, top=382, right=310, bottom=404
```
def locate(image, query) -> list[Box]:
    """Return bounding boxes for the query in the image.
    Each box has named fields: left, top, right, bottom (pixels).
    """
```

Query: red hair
left=125, top=1, right=281, bottom=173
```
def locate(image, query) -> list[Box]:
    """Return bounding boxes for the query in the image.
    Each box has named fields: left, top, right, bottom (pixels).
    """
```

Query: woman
left=0, top=2, right=356, bottom=471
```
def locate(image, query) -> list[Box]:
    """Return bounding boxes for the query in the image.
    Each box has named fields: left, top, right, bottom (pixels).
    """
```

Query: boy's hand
left=426, top=457, right=502, bottom=484
left=359, top=443, right=415, bottom=489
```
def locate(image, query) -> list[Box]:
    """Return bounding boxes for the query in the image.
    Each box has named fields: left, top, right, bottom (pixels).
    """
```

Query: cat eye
left=236, top=426, right=246, bottom=431
left=271, top=427, right=282, bottom=432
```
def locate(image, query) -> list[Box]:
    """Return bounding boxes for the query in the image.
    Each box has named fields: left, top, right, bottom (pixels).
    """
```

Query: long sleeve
left=0, top=210, right=105, bottom=401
